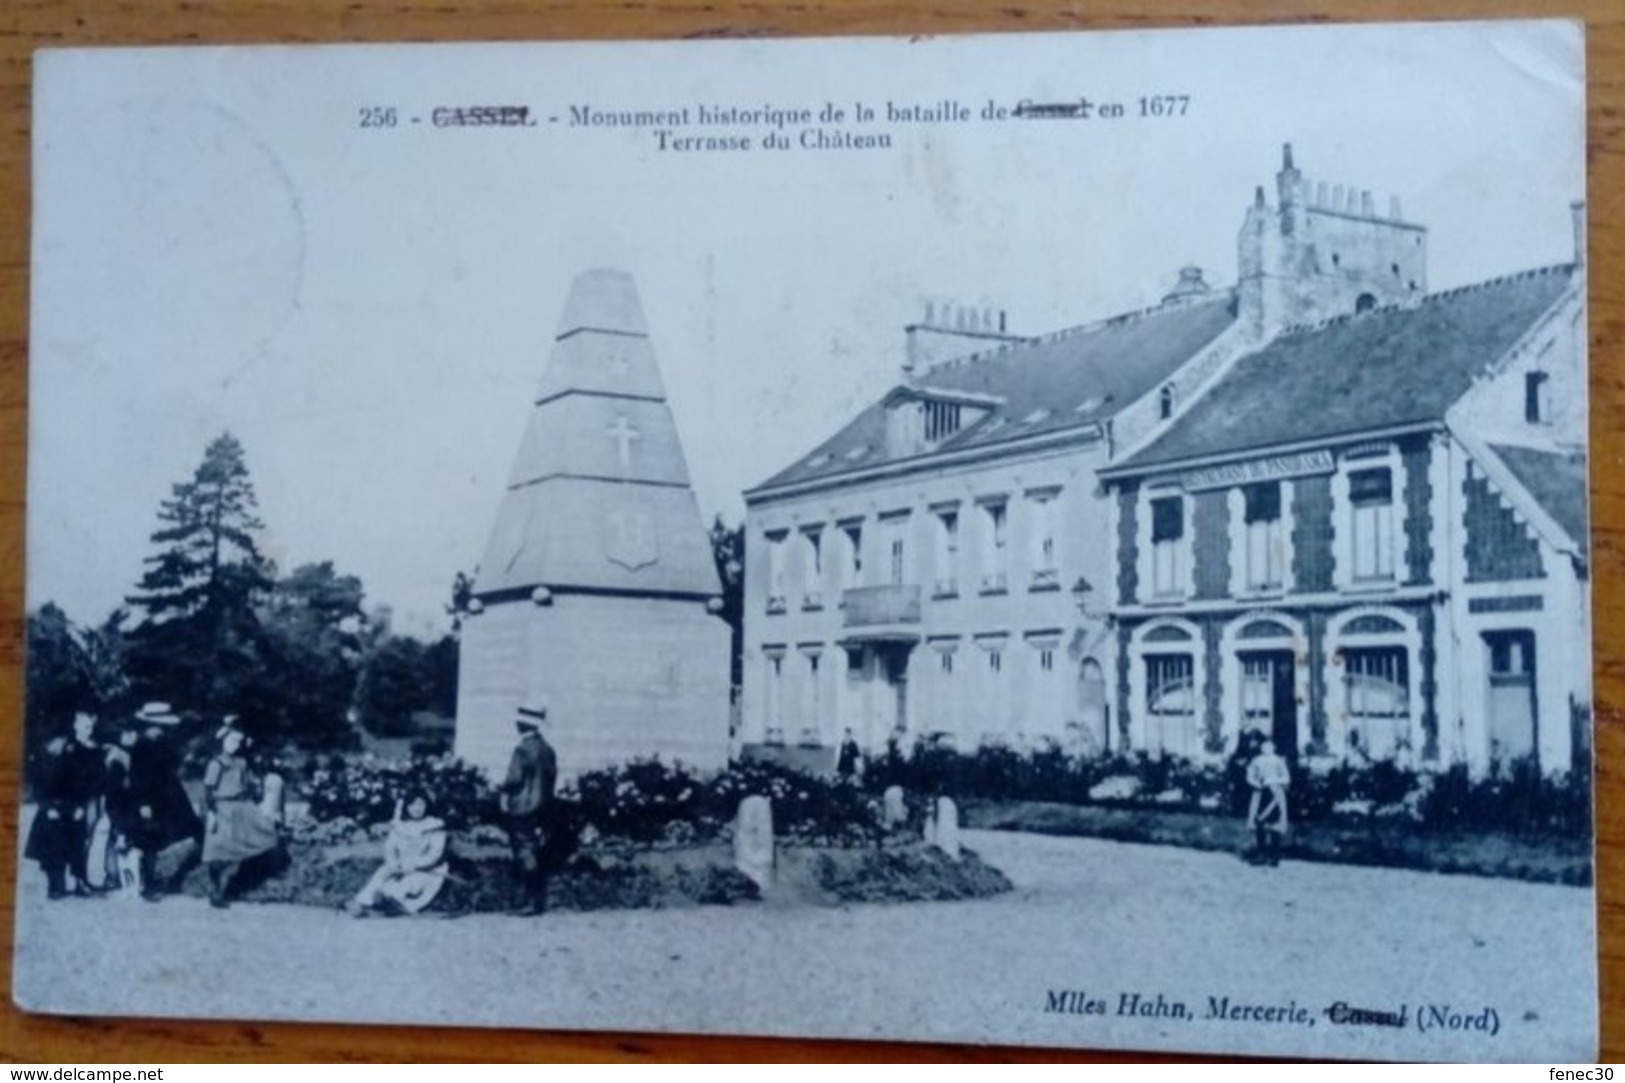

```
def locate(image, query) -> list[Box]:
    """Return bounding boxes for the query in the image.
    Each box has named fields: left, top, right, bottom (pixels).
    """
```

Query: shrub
left=303, top=752, right=498, bottom=830
left=1293, top=765, right=1354, bottom=823
left=566, top=757, right=883, bottom=849
left=1421, top=758, right=1591, bottom=837
left=571, top=758, right=715, bottom=844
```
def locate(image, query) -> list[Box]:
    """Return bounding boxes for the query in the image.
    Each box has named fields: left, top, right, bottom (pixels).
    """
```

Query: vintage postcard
left=17, top=20, right=1593, bottom=1061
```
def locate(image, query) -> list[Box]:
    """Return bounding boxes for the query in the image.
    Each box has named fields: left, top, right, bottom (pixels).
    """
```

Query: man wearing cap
left=501, top=703, right=557, bottom=915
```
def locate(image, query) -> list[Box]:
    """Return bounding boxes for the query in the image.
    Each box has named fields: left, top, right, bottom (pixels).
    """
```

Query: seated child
left=346, top=790, right=448, bottom=917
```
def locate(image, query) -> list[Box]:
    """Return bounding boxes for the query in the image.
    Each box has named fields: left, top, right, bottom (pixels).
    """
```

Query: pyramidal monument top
left=473, top=268, right=721, bottom=598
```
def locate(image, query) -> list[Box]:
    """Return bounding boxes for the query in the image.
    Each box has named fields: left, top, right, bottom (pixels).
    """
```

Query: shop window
left=1146, top=653, right=1196, bottom=756
left=1343, top=645, right=1409, bottom=760
left=1146, top=654, right=1195, bottom=716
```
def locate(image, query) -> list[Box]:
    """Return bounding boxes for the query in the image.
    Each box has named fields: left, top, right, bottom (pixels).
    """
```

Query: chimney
left=1572, top=200, right=1586, bottom=268
left=904, top=299, right=1021, bottom=377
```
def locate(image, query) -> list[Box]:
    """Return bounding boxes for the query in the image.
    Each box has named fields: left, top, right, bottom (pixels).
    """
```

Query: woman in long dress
left=346, top=791, right=449, bottom=917
left=202, top=722, right=282, bottom=908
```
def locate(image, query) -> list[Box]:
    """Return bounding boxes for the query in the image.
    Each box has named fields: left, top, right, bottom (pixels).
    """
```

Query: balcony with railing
left=840, top=584, right=922, bottom=641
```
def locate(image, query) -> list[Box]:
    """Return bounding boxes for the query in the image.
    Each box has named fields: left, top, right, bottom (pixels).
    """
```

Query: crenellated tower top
left=1238, top=142, right=1428, bottom=338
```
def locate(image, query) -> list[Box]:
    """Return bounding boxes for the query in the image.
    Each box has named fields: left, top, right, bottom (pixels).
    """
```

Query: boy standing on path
left=1245, top=738, right=1291, bottom=866
left=501, top=703, right=558, bottom=915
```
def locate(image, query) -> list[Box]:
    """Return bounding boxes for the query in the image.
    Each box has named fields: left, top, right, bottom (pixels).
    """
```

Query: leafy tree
left=423, top=633, right=460, bottom=717
left=124, top=432, right=275, bottom=716
left=24, top=603, right=131, bottom=775
left=354, top=634, right=429, bottom=737
left=26, top=603, right=90, bottom=739
left=354, top=632, right=459, bottom=737
left=255, top=561, right=369, bottom=743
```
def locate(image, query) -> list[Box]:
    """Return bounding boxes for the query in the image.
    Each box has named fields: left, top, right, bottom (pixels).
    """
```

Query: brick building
left=1099, top=154, right=1589, bottom=778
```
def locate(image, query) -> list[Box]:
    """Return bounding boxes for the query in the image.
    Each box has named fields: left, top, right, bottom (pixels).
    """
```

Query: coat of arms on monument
left=603, top=507, right=659, bottom=571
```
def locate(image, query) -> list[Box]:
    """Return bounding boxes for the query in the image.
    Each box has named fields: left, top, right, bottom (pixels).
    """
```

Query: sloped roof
left=1113, top=265, right=1577, bottom=473
left=749, top=293, right=1238, bottom=494
left=1489, top=443, right=1589, bottom=556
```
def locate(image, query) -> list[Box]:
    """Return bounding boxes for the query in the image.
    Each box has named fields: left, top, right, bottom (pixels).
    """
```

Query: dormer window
left=925, top=400, right=964, bottom=442
left=884, top=388, right=999, bottom=457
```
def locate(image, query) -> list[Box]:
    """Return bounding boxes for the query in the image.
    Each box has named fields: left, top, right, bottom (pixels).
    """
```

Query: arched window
left=1135, top=621, right=1201, bottom=758
left=1355, top=292, right=1377, bottom=314
left=1329, top=608, right=1418, bottom=763
left=1159, top=384, right=1175, bottom=420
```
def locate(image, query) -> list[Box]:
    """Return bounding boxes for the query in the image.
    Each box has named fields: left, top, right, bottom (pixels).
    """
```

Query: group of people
left=27, top=703, right=199, bottom=901
left=25, top=697, right=567, bottom=919
left=26, top=703, right=287, bottom=907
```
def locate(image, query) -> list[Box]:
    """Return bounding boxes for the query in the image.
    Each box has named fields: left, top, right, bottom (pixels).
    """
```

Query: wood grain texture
left=0, top=0, right=1619, bottom=1064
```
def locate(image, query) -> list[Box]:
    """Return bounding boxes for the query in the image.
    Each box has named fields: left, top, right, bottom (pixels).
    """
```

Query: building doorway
left=1485, top=630, right=1537, bottom=768
left=1237, top=649, right=1298, bottom=759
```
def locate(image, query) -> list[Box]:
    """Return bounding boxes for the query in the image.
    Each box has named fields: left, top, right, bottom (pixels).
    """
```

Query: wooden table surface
left=0, top=0, right=1621, bottom=1064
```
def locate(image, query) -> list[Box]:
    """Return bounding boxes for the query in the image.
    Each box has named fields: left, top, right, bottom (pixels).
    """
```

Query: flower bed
left=172, top=837, right=1011, bottom=914
left=293, top=754, right=889, bottom=850
left=175, top=752, right=1012, bottom=913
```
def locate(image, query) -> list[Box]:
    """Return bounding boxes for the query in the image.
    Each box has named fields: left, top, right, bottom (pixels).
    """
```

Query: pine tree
left=125, top=432, right=275, bottom=713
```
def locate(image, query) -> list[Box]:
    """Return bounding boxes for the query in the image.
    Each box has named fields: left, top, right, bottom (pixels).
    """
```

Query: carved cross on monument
left=607, top=414, right=641, bottom=476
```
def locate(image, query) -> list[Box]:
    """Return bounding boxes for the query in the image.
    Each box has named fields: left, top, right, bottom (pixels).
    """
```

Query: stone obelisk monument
left=454, top=268, right=731, bottom=782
